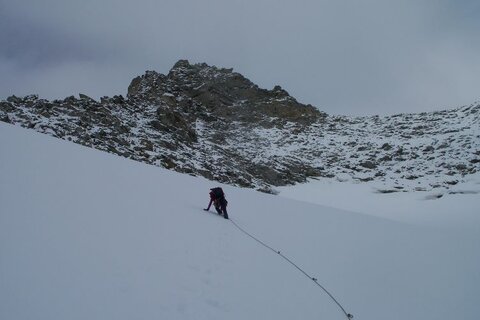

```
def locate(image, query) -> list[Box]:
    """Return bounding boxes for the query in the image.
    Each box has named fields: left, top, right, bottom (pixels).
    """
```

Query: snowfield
left=1, top=122, right=479, bottom=320
left=278, top=172, right=480, bottom=231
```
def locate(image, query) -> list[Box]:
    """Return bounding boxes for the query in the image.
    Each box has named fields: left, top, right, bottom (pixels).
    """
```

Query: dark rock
left=6, top=95, right=22, bottom=103
left=79, top=93, right=95, bottom=101
left=247, top=164, right=284, bottom=186
left=112, top=95, right=125, bottom=104
left=25, top=94, right=39, bottom=101
left=379, top=155, right=392, bottom=162
left=272, top=85, right=289, bottom=97
left=127, top=76, right=143, bottom=97
left=445, top=180, right=458, bottom=185
left=0, top=102, right=15, bottom=112
left=423, top=145, right=435, bottom=152
left=64, top=96, right=77, bottom=103
left=172, top=59, right=191, bottom=69
left=395, top=147, right=405, bottom=155
left=381, top=143, right=392, bottom=150
left=360, top=160, right=377, bottom=169
left=162, top=157, right=177, bottom=169
left=358, top=177, right=374, bottom=182
left=437, top=142, right=449, bottom=149
left=1, top=114, right=11, bottom=123
left=142, top=140, right=154, bottom=151
left=376, top=189, right=399, bottom=194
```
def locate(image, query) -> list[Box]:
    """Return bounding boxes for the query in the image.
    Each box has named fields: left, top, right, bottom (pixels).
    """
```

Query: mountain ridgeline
left=1, top=60, right=479, bottom=193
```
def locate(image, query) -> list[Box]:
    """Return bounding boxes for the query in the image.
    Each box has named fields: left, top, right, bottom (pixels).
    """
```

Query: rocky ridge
left=1, top=60, right=479, bottom=193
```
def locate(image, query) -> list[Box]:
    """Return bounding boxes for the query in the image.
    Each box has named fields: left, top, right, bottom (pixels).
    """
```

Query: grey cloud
left=0, top=0, right=479, bottom=115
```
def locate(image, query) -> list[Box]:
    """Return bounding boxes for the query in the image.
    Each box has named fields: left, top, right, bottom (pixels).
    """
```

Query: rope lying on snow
left=229, top=217, right=353, bottom=320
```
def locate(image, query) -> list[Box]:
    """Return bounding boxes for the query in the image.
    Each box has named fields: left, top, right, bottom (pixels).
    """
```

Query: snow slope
left=278, top=174, right=480, bottom=231
left=1, top=122, right=479, bottom=320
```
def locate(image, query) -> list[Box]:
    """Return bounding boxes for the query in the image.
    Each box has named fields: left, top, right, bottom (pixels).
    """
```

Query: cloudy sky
left=1, top=0, right=479, bottom=115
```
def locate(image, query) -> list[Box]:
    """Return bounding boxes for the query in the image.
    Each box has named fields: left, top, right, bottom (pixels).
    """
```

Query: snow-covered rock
left=0, top=60, right=478, bottom=193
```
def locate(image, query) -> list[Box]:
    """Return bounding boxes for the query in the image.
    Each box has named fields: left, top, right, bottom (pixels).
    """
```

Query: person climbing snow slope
left=204, top=187, right=229, bottom=219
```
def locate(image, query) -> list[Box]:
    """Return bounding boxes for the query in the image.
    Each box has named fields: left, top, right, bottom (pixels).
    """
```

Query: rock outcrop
left=1, top=60, right=479, bottom=193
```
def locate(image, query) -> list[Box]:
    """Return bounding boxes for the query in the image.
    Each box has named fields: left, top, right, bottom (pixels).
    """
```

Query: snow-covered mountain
left=1, top=60, right=479, bottom=193
left=1, top=121, right=479, bottom=320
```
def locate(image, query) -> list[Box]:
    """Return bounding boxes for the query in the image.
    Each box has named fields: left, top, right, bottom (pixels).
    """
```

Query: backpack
left=210, top=187, right=224, bottom=199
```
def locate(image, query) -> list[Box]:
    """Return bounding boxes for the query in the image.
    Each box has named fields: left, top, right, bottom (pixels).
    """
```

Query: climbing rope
left=229, top=217, right=353, bottom=320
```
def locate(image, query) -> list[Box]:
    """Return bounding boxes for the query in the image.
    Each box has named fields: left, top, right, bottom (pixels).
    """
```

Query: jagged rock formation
left=1, top=60, right=479, bottom=193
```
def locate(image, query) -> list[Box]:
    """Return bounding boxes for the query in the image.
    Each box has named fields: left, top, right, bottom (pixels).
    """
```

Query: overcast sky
left=1, top=0, right=479, bottom=115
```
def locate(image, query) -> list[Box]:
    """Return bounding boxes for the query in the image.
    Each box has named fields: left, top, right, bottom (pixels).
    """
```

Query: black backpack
left=211, top=187, right=224, bottom=199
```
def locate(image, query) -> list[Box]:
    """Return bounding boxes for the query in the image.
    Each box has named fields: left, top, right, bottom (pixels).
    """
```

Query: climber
left=204, top=187, right=229, bottom=219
